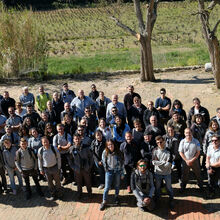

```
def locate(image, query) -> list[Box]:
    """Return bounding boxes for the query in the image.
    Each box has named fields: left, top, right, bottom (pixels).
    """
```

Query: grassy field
left=34, top=2, right=220, bottom=74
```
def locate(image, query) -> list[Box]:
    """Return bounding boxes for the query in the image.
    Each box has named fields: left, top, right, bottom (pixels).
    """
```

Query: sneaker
left=139, top=207, right=147, bottom=212
left=98, top=184, right=105, bottom=190
left=12, top=189, right=17, bottom=195
left=114, top=196, right=120, bottom=205
left=100, top=202, right=106, bottom=211
left=127, top=186, right=132, bottom=194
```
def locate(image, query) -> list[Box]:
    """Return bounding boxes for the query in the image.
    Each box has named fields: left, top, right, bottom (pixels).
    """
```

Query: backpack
left=18, top=147, right=36, bottom=161
left=39, top=145, right=57, bottom=159
left=37, top=93, right=50, bottom=103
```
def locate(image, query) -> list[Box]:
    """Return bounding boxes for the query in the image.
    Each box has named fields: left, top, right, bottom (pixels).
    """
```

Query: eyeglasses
left=112, top=110, right=117, bottom=112
left=211, top=139, right=218, bottom=143
left=139, top=164, right=146, bottom=168
left=160, top=92, right=165, bottom=94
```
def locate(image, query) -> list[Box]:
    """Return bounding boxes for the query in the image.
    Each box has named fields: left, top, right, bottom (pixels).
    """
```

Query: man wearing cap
left=60, top=83, right=76, bottom=104
left=19, top=87, right=35, bottom=108
left=179, top=128, right=203, bottom=192
left=124, top=85, right=141, bottom=112
left=155, top=88, right=171, bottom=126
left=206, top=134, right=220, bottom=198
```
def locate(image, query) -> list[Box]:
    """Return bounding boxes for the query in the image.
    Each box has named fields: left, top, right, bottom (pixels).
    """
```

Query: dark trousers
left=181, top=159, right=203, bottom=189
left=44, top=165, right=62, bottom=197
left=174, top=159, right=182, bottom=180
left=22, top=169, right=42, bottom=196
left=125, top=165, right=133, bottom=187
left=61, top=153, right=74, bottom=180
left=0, top=167, right=7, bottom=190
left=208, top=167, right=220, bottom=192
left=75, top=169, right=92, bottom=194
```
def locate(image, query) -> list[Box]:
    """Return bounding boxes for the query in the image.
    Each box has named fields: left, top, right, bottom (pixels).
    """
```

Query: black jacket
left=187, top=106, right=210, bottom=128
left=120, top=140, right=141, bottom=168
left=143, top=108, right=160, bottom=128
left=90, top=138, right=106, bottom=164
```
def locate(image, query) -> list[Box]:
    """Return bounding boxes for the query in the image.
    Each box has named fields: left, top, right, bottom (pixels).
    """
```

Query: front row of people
left=0, top=128, right=219, bottom=212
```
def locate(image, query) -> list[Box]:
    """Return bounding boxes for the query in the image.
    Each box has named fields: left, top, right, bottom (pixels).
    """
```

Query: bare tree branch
left=133, top=0, right=145, bottom=33
left=212, top=19, right=220, bottom=34
left=109, top=15, right=138, bottom=38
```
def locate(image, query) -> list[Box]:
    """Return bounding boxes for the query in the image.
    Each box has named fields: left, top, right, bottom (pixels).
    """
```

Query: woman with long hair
left=100, top=139, right=124, bottom=211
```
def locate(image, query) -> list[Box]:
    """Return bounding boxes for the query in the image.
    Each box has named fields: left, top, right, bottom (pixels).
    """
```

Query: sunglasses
left=211, top=139, right=218, bottom=143
left=139, top=164, right=146, bottom=168
left=157, top=141, right=163, bottom=144
left=78, top=130, right=83, bottom=132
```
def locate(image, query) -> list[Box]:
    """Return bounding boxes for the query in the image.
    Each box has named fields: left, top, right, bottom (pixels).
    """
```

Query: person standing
left=100, top=139, right=124, bottom=211
left=2, top=139, right=23, bottom=195
left=123, top=85, right=141, bottom=111
left=19, top=87, right=35, bottom=108
left=1, top=91, right=16, bottom=118
left=60, top=83, right=76, bottom=104
left=155, top=88, right=171, bottom=126
left=179, top=128, right=203, bottom=192
left=205, top=134, right=220, bottom=198
left=152, top=136, right=174, bottom=209
left=38, top=136, right=62, bottom=200
left=68, top=134, right=94, bottom=200
left=15, top=138, right=43, bottom=200
left=36, top=85, right=51, bottom=113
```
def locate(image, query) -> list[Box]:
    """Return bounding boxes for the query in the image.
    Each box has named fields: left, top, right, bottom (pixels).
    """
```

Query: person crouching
left=131, top=159, right=155, bottom=212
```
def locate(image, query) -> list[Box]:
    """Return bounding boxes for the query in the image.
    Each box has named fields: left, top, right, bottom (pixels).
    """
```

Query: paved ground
left=0, top=171, right=219, bottom=220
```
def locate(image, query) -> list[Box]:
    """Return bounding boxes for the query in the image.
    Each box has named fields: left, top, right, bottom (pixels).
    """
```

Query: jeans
left=94, top=161, right=105, bottom=185
left=155, top=173, right=173, bottom=199
left=7, top=168, right=23, bottom=190
left=103, top=170, right=121, bottom=202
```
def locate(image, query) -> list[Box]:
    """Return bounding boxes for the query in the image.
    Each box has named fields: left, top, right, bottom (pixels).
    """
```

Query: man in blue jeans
left=152, top=135, right=174, bottom=209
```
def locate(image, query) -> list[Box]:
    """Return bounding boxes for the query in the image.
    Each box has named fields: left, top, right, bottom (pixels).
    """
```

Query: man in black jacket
left=0, top=91, right=15, bottom=118
left=187, top=97, right=210, bottom=128
left=120, top=131, right=141, bottom=193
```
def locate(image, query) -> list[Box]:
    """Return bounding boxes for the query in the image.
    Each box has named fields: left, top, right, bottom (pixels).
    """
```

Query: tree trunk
left=198, top=0, right=220, bottom=88
left=140, top=35, right=155, bottom=81
left=212, top=37, right=220, bottom=88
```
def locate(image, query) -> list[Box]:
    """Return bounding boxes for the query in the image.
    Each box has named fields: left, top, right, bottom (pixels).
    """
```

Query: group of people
left=0, top=83, right=219, bottom=212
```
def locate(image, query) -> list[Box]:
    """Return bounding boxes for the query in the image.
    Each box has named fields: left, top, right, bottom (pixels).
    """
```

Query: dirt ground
left=1, top=68, right=219, bottom=118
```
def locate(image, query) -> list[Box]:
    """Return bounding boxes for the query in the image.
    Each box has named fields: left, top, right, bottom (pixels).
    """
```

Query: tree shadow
left=0, top=186, right=58, bottom=208
left=167, top=198, right=219, bottom=219
left=155, top=76, right=214, bottom=85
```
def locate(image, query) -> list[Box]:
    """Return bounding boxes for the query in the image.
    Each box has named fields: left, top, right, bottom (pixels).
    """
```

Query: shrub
left=0, top=4, right=48, bottom=78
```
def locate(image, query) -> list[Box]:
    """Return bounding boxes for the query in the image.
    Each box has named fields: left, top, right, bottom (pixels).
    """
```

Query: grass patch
left=48, top=44, right=210, bottom=74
